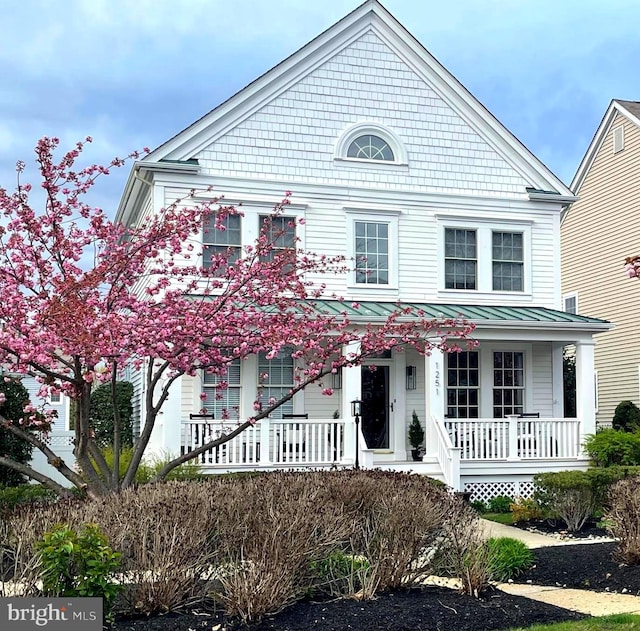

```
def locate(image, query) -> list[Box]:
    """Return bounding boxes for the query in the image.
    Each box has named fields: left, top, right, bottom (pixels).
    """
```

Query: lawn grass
left=482, top=511, right=516, bottom=525
left=509, top=614, right=640, bottom=631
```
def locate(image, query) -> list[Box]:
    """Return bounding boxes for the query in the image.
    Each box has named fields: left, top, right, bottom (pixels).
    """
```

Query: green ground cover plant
left=508, top=614, right=640, bottom=631
left=485, top=536, right=534, bottom=582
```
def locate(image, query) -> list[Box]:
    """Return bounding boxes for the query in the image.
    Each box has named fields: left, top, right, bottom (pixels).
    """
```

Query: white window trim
left=345, top=210, right=399, bottom=291
left=48, top=392, right=63, bottom=405
left=334, top=122, right=408, bottom=166
left=563, top=292, right=578, bottom=314
left=192, top=197, right=307, bottom=271
left=595, top=369, right=599, bottom=415
left=436, top=216, right=533, bottom=299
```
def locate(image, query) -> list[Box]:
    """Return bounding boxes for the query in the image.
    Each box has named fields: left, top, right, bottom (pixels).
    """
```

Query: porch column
left=575, top=340, right=596, bottom=448
left=551, top=342, right=565, bottom=418
left=160, top=376, right=182, bottom=458
left=341, top=341, right=362, bottom=463
left=424, top=344, right=444, bottom=458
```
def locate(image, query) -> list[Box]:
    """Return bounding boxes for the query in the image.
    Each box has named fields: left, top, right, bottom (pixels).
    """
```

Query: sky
left=1, top=0, right=639, bottom=215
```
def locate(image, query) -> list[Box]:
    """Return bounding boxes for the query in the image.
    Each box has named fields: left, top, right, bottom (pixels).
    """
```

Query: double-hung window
left=492, top=351, right=524, bottom=417
left=445, top=228, right=477, bottom=290
left=492, top=231, right=523, bottom=291
left=258, top=348, right=294, bottom=418
left=446, top=351, right=479, bottom=418
left=202, top=360, right=241, bottom=419
left=203, top=213, right=241, bottom=273
left=355, top=221, right=389, bottom=285
left=259, top=215, right=296, bottom=269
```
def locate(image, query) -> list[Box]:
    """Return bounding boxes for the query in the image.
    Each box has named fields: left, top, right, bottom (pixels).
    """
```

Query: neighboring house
left=18, top=374, right=74, bottom=486
left=112, top=0, right=608, bottom=500
left=562, top=99, right=640, bottom=427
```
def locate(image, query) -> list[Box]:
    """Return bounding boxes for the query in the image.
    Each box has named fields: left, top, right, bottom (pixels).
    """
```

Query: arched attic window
left=347, top=134, right=394, bottom=161
left=335, top=123, right=407, bottom=165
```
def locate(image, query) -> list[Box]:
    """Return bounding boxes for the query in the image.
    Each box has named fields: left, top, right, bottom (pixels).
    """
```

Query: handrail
left=432, top=415, right=461, bottom=491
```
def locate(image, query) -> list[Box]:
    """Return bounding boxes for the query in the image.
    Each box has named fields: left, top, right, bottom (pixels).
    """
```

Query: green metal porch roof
left=307, top=301, right=610, bottom=328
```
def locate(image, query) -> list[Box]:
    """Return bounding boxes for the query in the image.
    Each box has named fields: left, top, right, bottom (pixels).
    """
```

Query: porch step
left=370, top=456, right=445, bottom=482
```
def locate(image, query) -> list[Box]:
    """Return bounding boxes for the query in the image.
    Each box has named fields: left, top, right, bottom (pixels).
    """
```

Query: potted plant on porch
left=408, top=410, right=425, bottom=462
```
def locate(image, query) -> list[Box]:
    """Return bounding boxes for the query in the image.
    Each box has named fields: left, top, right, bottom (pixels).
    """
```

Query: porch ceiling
left=308, top=300, right=611, bottom=332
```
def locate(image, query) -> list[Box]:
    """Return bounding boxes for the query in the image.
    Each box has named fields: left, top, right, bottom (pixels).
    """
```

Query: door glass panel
left=361, top=366, right=389, bottom=449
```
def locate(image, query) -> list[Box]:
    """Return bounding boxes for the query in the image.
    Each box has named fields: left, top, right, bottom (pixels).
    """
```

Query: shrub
left=509, top=497, right=544, bottom=523
left=0, top=379, right=36, bottom=486
left=3, top=471, right=467, bottom=622
left=408, top=410, right=424, bottom=448
left=534, top=470, right=601, bottom=531
left=0, top=484, right=57, bottom=514
left=36, top=523, right=123, bottom=621
left=488, top=495, right=513, bottom=514
left=606, top=476, right=640, bottom=564
left=309, top=550, right=370, bottom=597
left=431, top=498, right=491, bottom=597
left=612, top=400, right=640, bottom=433
left=470, top=500, right=487, bottom=513
left=89, top=381, right=134, bottom=448
left=584, top=429, right=640, bottom=467
left=485, top=537, right=533, bottom=582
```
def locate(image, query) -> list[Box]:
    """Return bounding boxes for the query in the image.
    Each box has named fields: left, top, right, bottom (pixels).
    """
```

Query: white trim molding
left=334, top=122, right=408, bottom=166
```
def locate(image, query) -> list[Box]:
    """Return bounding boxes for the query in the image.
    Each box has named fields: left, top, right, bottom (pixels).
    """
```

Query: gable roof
left=570, top=99, right=640, bottom=194
left=137, top=0, right=572, bottom=198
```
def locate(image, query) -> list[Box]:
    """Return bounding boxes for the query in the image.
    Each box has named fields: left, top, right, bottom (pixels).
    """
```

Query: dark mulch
left=112, top=541, right=640, bottom=631
left=513, top=518, right=611, bottom=540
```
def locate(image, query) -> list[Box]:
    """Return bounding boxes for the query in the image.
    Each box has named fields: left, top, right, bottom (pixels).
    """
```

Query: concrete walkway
left=477, top=519, right=640, bottom=617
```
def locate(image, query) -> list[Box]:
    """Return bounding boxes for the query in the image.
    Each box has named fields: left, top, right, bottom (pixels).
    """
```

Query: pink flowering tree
left=0, top=138, right=475, bottom=498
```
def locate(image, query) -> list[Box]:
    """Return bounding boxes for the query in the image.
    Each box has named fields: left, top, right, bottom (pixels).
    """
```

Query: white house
left=114, top=0, right=608, bottom=501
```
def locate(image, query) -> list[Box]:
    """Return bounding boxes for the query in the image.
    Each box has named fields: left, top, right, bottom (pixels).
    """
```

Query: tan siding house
left=562, top=100, right=640, bottom=425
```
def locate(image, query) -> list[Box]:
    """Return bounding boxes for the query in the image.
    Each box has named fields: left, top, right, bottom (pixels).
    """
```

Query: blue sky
left=1, top=0, right=639, bottom=214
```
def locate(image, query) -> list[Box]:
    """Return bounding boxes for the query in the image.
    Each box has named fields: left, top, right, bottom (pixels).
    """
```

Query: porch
left=179, top=413, right=589, bottom=499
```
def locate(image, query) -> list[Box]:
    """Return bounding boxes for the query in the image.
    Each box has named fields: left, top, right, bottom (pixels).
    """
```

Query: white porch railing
left=432, top=415, right=461, bottom=491
left=442, top=417, right=581, bottom=461
left=181, top=418, right=346, bottom=467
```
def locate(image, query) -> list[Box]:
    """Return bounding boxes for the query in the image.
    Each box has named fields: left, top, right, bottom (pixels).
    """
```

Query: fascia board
left=570, top=100, right=618, bottom=194
left=144, top=6, right=374, bottom=163
left=367, top=10, right=573, bottom=197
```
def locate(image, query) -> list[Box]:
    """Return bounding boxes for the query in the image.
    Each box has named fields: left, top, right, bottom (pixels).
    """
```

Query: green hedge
left=583, top=429, right=640, bottom=467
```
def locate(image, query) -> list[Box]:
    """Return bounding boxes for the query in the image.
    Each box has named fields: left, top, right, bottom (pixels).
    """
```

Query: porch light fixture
left=406, top=365, right=417, bottom=390
left=351, top=399, right=362, bottom=470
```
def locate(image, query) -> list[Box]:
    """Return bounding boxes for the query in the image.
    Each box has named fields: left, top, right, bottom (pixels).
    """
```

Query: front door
left=361, top=366, right=389, bottom=449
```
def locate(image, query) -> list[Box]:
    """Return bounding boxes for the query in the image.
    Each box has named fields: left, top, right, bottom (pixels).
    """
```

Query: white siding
left=531, top=342, right=554, bottom=417
left=196, top=31, right=528, bottom=198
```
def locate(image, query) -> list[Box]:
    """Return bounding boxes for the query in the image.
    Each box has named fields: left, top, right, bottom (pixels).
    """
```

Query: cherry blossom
left=0, top=138, right=475, bottom=498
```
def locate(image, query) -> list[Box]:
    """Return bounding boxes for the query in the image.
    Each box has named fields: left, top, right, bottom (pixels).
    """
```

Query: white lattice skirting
left=464, top=479, right=535, bottom=502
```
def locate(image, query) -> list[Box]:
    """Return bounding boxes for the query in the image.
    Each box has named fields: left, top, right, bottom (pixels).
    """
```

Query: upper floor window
left=203, top=213, right=241, bottom=272
left=355, top=221, right=389, bottom=285
left=563, top=293, right=577, bottom=314
left=445, top=228, right=477, bottom=290
left=49, top=392, right=62, bottom=405
left=492, top=231, right=523, bottom=291
left=439, top=217, right=532, bottom=296
left=335, top=123, right=407, bottom=165
left=347, top=135, right=394, bottom=161
left=259, top=215, right=296, bottom=267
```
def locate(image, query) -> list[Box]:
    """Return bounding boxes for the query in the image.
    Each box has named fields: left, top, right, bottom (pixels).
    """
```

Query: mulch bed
left=112, top=541, right=640, bottom=631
